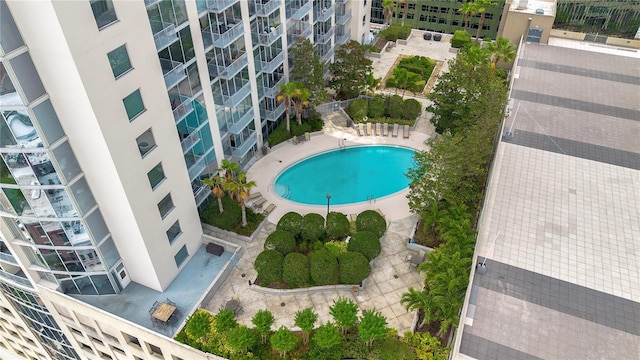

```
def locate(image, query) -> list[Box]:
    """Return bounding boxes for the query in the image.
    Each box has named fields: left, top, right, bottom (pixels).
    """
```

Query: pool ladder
left=338, top=138, right=346, bottom=150
left=367, top=195, right=376, bottom=204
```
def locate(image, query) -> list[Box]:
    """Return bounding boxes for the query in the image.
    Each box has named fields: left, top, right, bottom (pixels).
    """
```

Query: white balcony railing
left=258, top=25, right=284, bottom=45
left=181, top=127, right=200, bottom=152
left=314, top=4, right=334, bottom=23
left=221, top=81, right=252, bottom=108
left=151, top=20, right=178, bottom=51
left=336, top=9, right=352, bottom=25
left=260, top=102, right=286, bottom=121
left=263, top=77, right=284, bottom=98
left=206, top=0, right=237, bottom=12
left=256, top=0, right=280, bottom=16
left=187, top=154, right=207, bottom=181
left=260, top=51, right=285, bottom=74
left=202, top=22, right=244, bottom=49
left=335, top=28, right=351, bottom=45
left=228, top=107, right=254, bottom=134
left=315, top=27, right=334, bottom=44
left=232, top=131, right=257, bottom=159
left=289, top=1, right=311, bottom=20
left=161, top=59, right=186, bottom=89
left=173, top=101, right=194, bottom=124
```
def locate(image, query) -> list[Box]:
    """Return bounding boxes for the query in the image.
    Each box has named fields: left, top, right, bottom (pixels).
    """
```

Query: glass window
left=166, top=220, right=181, bottom=244
left=123, top=89, right=145, bottom=121
left=0, top=1, right=24, bottom=54
left=91, top=0, right=118, bottom=30
left=8, top=52, right=46, bottom=103
left=174, top=245, right=188, bottom=267
left=136, top=129, right=156, bottom=157
left=157, top=194, right=174, bottom=219
left=98, top=237, right=120, bottom=269
left=70, top=177, right=96, bottom=215
left=86, top=209, right=109, bottom=242
left=147, top=163, right=165, bottom=190
left=32, top=100, right=64, bottom=146
left=107, top=45, right=132, bottom=79
left=51, top=141, right=82, bottom=183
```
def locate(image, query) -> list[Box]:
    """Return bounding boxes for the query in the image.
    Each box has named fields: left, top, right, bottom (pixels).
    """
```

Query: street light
left=326, top=193, right=331, bottom=216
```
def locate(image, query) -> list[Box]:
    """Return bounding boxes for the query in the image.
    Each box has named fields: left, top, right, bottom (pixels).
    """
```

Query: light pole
left=326, top=193, right=331, bottom=216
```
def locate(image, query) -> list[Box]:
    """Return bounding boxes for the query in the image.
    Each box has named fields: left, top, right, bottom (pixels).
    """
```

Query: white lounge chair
left=403, top=125, right=410, bottom=139
left=263, top=203, right=276, bottom=215
left=392, top=123, right=399, bottom=137
left=366, top=122, right=372, bottom=136
left=383, top=123, right=389, bottom=136
left=376, top=123, right=382, bottom=136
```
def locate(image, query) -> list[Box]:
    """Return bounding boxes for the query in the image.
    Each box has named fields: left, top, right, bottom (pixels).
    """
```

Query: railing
left=0, top=269, right=32, bottom=288
left=151, top=21, right=178, bottom=51
left=260, top=51, right=285, bottom=74
left=181, top=127, right=200, bottom=152
left=315, top=27, right=334, bottom=44
left=145, top=0, right=161, bottom=7
left=321, top=47, right=334, bottom=62
left=228, top=107, right=254, bottom=134
left=187, top=154, right=207, bottom=181
left=161, top=59, right=186, bottom=89
left=193, top=183, right=209, bottom=206
left=314, top=4, right=334, bottom=23
left=258, top=25, right=283, bottom=45
left=263, top=77, right=284, bottom=98
left=289, top=1, right=311, bottom=20
left=256, top=0, right=280, bottom=16
left=288, top=23, right=312, bottom=46
left=335, top=0, right=347, bottom=4
left=202, top=22, right=244, bottom=49
left=173, top=101, right=194, bottom=124
left=260, top=102, right=286, bottom=121
left=206, top=0, right=237, bottom=12
left=335, top=28, right=351, bottom=45
left=221, top=81, right=251, bottom=108
left=0, top=251, right=17, bottom=265
left=232, top=131, right=257, bottom=159
left=336, top=9, right=352, bottom=25
left=210, top=53, right=248, bottom=80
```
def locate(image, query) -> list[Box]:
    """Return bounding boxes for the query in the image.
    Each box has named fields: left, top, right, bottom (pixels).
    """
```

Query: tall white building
left=0, top=1, right=370, bottom=359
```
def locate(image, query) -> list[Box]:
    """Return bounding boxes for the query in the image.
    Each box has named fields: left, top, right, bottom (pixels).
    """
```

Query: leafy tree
left=358, top=309, right=388, bottom=348
left=185, top=309, right=212, bottom=340
left=330, top=41, right=373, bottom=100
left=252, top=309, right=275, bottom=344
left=460, top=2, right=478, bottom=35
left=312, top=322, right=342, bottom=349
left=293, top=86, right=311, bottom=126
left=329, top=297, right=358, bottom=334
left=401, top=287, right=435, bottom=327
left=227, top=325, right=255, bottom=354
left=215, top=309, right=238, bottom=334
left=270, top=326, right=299, bottom=358
left=203, top=174, right=225, bottom=213
left=367, top=95, right=386, bottom=118
left=223, top=171, right=256, bottom=227
left=474, top=0, right=498, bottom=41
left=294, top=307, right=318, bottom=345
left=346, top=98, right=368, bottom=121
left=289, top=39, right=328, bottom=104
left=486, top=37, right=516, bottom=69
left=382, top=0, right=395, bottom=26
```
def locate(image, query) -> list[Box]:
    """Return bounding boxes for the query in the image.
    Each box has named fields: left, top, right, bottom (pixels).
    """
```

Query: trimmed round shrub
left=367, top=95, right=386, bottom=118
left=347, top=231, right=381, bottom=261
left=308, top=249, right=339, bottom=285
left=277, top=212, right=303, bottom=238
left=402, top=98, right=422, bottom=120
left=346, top=99, right=368, bottom=121
left=264, top=230, right=296, bottom=255
left=385, top=94, right=404, bottom=119
left=301, top=213, right=325, bottom=242
left=254, top=250, right=283, bottom=285
left=282, top=253, right=310, bottom=288
left=356, top=210, right=387, bottom=238
left=338, top=252, right=371, bottom=284
left=324, top=240, right=348, bottom=258
left=325, top=212, right=350, bottom=240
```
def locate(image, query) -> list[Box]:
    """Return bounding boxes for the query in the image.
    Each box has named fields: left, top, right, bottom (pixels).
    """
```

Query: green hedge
left=254, top=250, right=283, bottom=285
left=277, top=212, right=303, bottom=238
left=338, top=252, right=371, bottom=284
left=324, top=240, right=348, bottom=258
left=325, top=212, right=350, bottom=240
left=267, top=126, right=290, bottom=147
left=356, top=210, right=387, bottom=238
left=347, top=231, right=381, bottom=261
left=380, top=24, right=412, bottom=42
left=266, top=118, right=324, bottom=147
left=282, top=253, right=310, bottom=287
left=200, top=195, right=264, bottom=235
left=301, top=213, right=325, bottom=242
left=386, top=95, right=404, bottom=119
left=346, top=99, right=368, bottom=121
left=403, top=98, right=422, bottom=121
left=264, top=230, right=296, bottom=255
left=308, top=249, right=339, bottom=285
left=367, top=95, right=386, bottom=118
left=451, top=30, right=471, bottom=49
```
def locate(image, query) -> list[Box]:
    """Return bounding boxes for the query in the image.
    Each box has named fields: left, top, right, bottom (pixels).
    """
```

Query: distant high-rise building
left=0, top=1, right=370, bottom=358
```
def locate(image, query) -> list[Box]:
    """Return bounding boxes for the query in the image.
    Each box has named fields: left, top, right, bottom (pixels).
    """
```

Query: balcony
left=336, top=9, right=352, bottom=25
left=256, top=0, right=280, bottom=16
left=209, top=53, right=248, bottom=81
left=315, top=27, right=334, bottom=44
left=0, top=268, right=32, bottom=289
left=202, top=22, right=244, bottom=49
left=206, top=0, right=237, bottom=13
left=287, top=23, right=312, bottom=47
left=192, top=180, right=209, bottom=206
left=180, top=127, right=201, bottom=153
left=288, top=1, right=311, bottom=20
left=186, top=153, right=207, bottom=181
left=335, top=28, right=351, bottom=45
left=258, top=25, right=283, bottom=45
left=151, top=20, right=178, bottom=51
left=228, top=107, right=254, bottom=134
left=220, top=81, right=252, bottom=108
left=314, top=4, right=334, bottom=23
left=173, top=100, right=194, bottom=124
left=161, top=59, right=187, bottom=89
left=259, top=51, right=285, bottom=74
left=263, top=77, right=284, bottom=98
left=321, top=47, right=334, bottom=63
left=0, top=251, right=17, bottom=265
left=260, top=102, right=286, bottom=121
left=232, top=131, right=257, bottom=159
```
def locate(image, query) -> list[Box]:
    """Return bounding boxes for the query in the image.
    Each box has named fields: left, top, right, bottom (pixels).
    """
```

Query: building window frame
left=107, top=45, right=132, bottom=79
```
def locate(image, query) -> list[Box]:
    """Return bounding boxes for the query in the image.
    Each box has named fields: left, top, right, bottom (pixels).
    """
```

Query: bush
left=264, top=230, right=296, bottom=255
left=282, top=253, right=311, bottom=287
left=308, top=249, right=339, bottom=285
left=367, top=95, right=386, bottom=118
left=384, top=77, right=397, bottom=89
left=305, top=117, right=324, bottom=131
left=324, top=240, right=348, bottom=258
left=347, top=231, right=381, bottom=261
left=356, top=210, right=387, bottom=238
left=200, top=195, right=242, bottom=229
left=380, top=24, right=411, bottom=42
left=451, top=30, right=472, bottom=49
left=338, top=252, right=371, bottom=284
left=301, top=213, right=326, bottom=242
left=385, top=95, right=404, bottom=119
left=277, top=212, right=303, bottom=238
left=254, top=250, right=284, bottom=285
left=291, top=121, right=312, bottom=136
left=267, top=126, right=291, bottom=147
left=325, top=212, right=350, bottom=240
left=402, top=98, right=422, bottom=120
left=346, top=99, right=368, bottom=122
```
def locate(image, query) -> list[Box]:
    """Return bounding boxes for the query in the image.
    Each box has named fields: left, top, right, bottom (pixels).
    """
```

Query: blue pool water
left=274, top=145, right=416, bottom=205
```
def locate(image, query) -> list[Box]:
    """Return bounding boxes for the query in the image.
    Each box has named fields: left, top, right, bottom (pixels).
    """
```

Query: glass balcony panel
left=314, top=4, right=334, bottom=23
left=222, top=81, right=251, bottom=108
left=228, top=107, right=254, bottom=134
left=180, top=127, right=201, bottom=153
left=150, top=20, right=178, bottom=51
left=260, top=102, right=285, bottom=121
left=160, top=59, right=186, bottom=89
left=289, top=1, right=311, bottom=20
left=205, top=22, right=243, bottom=49
left=186, top=152, right=209, bottom=181
left=256, top=0, right=280, bottom=16
left=172, top=98, right=194, bottom=124
left=315, top=26, right=334, bottom=44
left=287, top=22, right=311, bottom=47
left=321, top=47, right=334, bottom=63
left=232, top=131, right=257, bottom=159
left=206, top=0, right=237, bottom=12
left=260, top=51, right=285, bottom=74
left=263, top=76, right=284, bottom=98
left=336, top=28, right=351, bottom=45
left=258, top=25, right=283, bottom=45
left=217, top=53, right=248, bottom=80
left=336, top=9, right=352, bottom=25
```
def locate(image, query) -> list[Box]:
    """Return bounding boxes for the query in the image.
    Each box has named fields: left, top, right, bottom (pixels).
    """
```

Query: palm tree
left=399, top=0, right=408, bottom=26
left=487, top=37, right=516, bottom=69
left=474, top=0, right=497, bottom=41
left=203, top=175, right=225, bottom=213
left=401, top=287, right=435, bottom=327
left=223, top=172, right=256, bottom=227
left=292, top=86, right=310, bottom=126
left=276, top=82, right=300, bottom=133
left=382, top=0, right=395, bottom=27
left=220, top=158, right=240, bottom=182
left=460, top=2, right=478, bottom=35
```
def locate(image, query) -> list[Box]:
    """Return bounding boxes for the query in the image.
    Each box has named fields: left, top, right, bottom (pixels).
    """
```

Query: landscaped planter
left=407, top=221, right=435, bottom=254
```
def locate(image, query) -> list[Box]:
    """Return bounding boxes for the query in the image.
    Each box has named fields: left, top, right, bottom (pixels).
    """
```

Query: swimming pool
left=274, top=145, right=416, bottom=205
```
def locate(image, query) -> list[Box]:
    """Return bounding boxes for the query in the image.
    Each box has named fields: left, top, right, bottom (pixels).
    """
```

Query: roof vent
left=535, top=8, right=544, bottom=14
left=516, top=0, right=528, bottom=9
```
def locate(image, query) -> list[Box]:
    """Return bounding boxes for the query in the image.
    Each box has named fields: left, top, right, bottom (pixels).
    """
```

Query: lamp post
left=326, top=193, right=331, bottom=216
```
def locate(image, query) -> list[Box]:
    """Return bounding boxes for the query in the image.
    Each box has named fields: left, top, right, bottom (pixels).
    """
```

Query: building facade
left=0, top=0, right=370, bottom=359
left=555, top=0, right=640, bottom=37
left=370, top=0, right=506, bottom=39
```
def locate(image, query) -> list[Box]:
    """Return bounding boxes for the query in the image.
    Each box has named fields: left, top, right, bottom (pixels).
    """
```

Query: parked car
left=423, top=32, right=432, bottom=40
left=433, top=33, right=443, bottom=41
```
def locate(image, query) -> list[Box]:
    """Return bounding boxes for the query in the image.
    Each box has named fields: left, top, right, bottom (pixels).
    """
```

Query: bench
left=206, top=243, right=224, bottom=256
